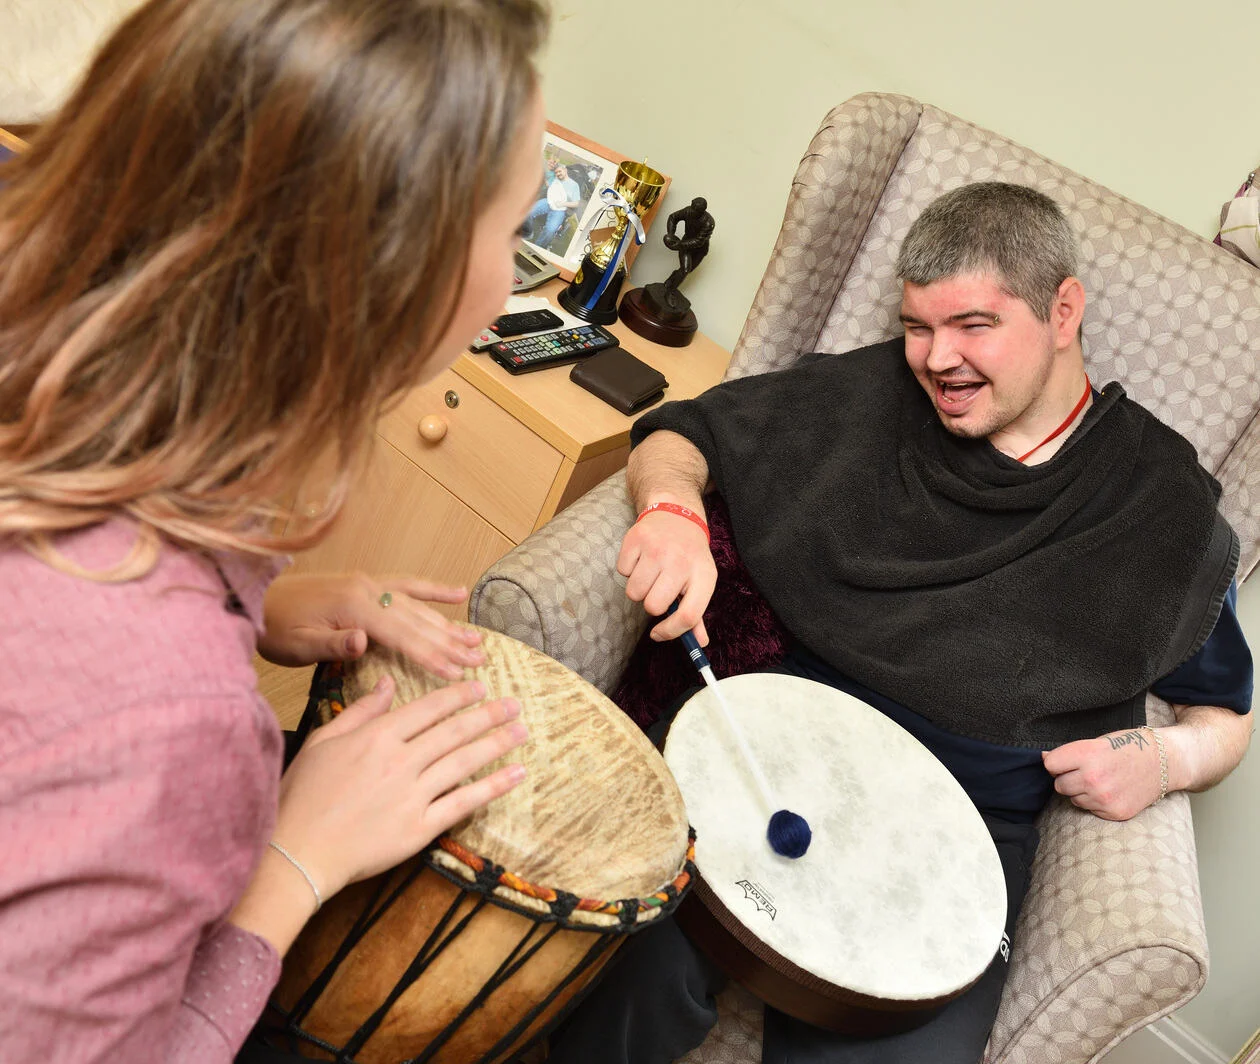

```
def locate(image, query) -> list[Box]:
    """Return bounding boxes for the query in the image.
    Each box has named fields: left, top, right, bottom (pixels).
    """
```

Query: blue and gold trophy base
left=557, top=255, right=626, bottom=325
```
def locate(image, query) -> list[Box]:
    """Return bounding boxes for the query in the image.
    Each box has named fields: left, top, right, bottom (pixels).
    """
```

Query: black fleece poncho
left=630, top=339, right=1239, bottom=747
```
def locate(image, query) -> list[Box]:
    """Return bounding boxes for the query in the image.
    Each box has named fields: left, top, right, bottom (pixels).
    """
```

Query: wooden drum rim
left=676, top=873, right=977, bottom=1036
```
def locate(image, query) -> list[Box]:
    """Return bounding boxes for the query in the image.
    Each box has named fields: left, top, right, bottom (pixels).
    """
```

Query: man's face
left=899, top=272, right=1060, bottom=442
left=555, top=165, right=567, bottom=180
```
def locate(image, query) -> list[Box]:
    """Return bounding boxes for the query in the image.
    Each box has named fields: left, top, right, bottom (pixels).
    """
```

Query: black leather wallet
left=570, top=347, right=668, bottom=415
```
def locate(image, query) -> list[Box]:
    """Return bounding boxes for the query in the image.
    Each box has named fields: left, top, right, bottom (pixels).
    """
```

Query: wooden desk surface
left=454, top=279, right=731, bottom=463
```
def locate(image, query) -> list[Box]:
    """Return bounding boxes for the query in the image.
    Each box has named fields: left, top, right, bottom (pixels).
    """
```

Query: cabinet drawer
left=293, top=441, right=514, bottom=599
left=264, top=445, right=516, bottom=728
left=378, top=368, right=562, bottom=542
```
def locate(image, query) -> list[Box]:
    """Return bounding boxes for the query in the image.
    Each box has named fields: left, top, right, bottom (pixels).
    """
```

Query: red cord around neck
left=1017, top=375, right=1092, bottom=464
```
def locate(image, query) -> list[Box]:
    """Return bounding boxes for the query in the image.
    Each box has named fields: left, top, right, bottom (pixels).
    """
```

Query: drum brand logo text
left=736, top=879, right=777, bottom=920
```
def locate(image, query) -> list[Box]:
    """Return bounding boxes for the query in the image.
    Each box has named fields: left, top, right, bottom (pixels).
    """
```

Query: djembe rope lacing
left=267, top=831, right=698, bottom=1063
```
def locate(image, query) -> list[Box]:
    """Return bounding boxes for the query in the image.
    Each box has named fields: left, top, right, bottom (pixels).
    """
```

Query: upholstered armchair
left=470, top=93, right=1260, bottom=1063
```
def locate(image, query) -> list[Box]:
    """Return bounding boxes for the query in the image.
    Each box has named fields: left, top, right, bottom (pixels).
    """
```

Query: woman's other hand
left=259, top=572, right=486, bottom=679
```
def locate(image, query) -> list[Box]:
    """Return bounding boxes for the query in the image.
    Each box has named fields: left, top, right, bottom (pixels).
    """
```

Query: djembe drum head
left=265, top=628, right=694, bottom=1063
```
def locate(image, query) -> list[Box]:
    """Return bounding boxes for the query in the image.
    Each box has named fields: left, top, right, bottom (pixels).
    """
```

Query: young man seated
left=546, top=182, right=1253, bottom=1064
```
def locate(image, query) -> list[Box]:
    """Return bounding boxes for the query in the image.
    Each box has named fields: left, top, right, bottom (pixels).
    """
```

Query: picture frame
left=521, top=121, right=670, bottom=281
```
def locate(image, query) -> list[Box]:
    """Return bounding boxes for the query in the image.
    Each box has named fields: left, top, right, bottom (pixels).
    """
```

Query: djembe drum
left=664, top=673, right=1006, bottom=1036
left=262, top=629, right=694, bottom=1063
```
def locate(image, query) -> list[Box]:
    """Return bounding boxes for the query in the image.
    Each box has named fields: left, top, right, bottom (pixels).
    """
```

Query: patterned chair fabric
left=471, top=92, right=1260, bottom=1063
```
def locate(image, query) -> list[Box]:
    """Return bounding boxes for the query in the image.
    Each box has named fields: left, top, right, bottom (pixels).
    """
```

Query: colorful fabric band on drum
left=433, top=833, right=697, bottom=924
left=309, top=659, right=348, bottom=718
left=309, top=660, right=696, bottom=926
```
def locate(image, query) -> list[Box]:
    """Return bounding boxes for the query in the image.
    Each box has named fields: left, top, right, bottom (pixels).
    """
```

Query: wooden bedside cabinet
left=258, top=280, right=732, bottom=725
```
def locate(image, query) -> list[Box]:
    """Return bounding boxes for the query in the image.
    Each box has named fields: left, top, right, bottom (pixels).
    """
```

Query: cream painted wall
left=536, top=0, right=1257, bottom=354
left=535, top=0, right=1259, bottom=1055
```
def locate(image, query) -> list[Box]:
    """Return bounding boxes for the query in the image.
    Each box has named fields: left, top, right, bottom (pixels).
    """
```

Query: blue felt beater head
left=767, top=809, right=811, bottom=859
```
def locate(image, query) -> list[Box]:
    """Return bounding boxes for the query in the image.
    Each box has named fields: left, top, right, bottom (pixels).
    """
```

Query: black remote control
left=469, top=309, right=564, bottom=352
left=489, top=323, right=619, bottom=374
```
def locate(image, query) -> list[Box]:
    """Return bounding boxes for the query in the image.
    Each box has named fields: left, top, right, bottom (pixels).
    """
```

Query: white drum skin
left=664, top=673, right=1006, bottom=1007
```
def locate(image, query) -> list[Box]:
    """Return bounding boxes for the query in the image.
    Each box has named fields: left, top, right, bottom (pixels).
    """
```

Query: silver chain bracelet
left=1140, top=726, right=1169, bottom=802
left=268, top=840, right=323, bottom=910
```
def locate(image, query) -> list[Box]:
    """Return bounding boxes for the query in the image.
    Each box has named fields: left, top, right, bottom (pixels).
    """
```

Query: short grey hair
left=895, top=183, right=1079, bottom=322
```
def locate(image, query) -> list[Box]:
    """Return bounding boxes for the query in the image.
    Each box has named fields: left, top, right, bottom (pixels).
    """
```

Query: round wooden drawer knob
left=418, top=414, right=448, bottom=443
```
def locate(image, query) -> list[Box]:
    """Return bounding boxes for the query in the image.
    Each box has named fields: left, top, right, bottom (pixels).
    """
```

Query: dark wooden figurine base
left=619, top=287, right=697, bottom=348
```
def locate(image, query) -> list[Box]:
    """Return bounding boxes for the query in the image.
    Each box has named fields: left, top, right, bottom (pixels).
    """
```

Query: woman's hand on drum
left=230, top=675, right=526, bottom=954
left=617, top=510, right=716, bottom=645
left=259, top=572, right=485, bottom=679
left=279, top=674, right=527, bottom=890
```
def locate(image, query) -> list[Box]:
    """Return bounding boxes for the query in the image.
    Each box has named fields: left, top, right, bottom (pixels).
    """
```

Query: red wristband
left=636, top=501, right=710, bottom=544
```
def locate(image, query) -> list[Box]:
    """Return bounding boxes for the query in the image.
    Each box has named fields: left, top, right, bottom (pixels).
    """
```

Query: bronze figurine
left=619, top=196, right=715, bottom=347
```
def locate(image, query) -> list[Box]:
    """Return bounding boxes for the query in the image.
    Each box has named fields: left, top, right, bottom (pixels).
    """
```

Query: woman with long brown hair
left=0, top=0, right=547, bottom=1058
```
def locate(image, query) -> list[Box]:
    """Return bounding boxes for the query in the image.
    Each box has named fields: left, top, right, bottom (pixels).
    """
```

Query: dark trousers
left=236, top=1038, right=310, bottom=1063
left=545, top=816, right=1038, bottom=1064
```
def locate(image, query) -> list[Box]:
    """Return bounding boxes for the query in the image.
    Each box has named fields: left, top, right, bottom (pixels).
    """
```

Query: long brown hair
left=0, top=0, right=546, bottom=577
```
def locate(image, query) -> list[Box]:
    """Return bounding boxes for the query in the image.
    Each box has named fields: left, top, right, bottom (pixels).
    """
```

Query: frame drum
left=664, top=673, right=1005, bottom=1036
left=264, top=629, right=694, bottom=1063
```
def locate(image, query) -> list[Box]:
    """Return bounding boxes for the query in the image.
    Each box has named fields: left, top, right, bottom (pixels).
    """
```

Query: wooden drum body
left=664, top=673, right=1006, bottom=1036
left=265, top=629, right=694, bottom=1063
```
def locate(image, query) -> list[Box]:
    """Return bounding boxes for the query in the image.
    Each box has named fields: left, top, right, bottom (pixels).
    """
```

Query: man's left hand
left=259, top=573, right=486, bottom=680
left=1041, top=728, right=1163, bottom=821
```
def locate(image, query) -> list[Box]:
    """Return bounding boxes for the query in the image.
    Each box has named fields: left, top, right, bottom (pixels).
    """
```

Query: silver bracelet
left=1141, top=726, right=1169, bottom=802
left=268, top=840, right=322, bottom=911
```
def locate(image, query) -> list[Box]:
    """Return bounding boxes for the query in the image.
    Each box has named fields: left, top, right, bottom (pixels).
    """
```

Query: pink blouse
left=0, top=520, right=286, bottom=1061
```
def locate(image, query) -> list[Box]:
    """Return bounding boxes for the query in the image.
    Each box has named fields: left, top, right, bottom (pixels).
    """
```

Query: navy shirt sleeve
left=1152, top=581, right=1253, bottom=713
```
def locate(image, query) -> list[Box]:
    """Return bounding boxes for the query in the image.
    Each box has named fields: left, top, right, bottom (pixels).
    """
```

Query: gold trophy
left=558, top=160, right=666, bottom=324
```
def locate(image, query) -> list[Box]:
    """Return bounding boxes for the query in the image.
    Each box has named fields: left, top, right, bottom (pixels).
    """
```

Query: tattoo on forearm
left=1106, top=730, right=1150, bottom=751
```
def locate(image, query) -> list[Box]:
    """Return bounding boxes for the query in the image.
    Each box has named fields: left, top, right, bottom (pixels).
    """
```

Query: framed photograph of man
left=522, top=122, right=670, bottom=280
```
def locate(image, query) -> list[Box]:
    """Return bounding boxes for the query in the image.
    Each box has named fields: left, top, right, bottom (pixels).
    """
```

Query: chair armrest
left=469, top=473, right=646, bottom=692
left=988, top=793, right=1207, bottom=1064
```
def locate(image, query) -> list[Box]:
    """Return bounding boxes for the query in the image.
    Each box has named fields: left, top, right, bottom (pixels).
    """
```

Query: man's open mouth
left=935, top=380, right=985, bottom=413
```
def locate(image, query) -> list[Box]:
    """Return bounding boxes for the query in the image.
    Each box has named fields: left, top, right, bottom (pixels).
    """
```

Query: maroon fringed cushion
left=611, top=495, right=789, bottom=732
